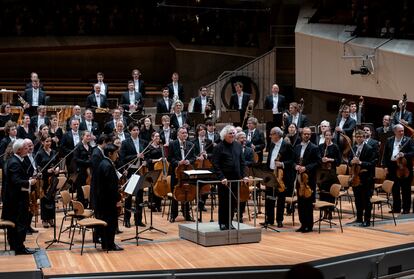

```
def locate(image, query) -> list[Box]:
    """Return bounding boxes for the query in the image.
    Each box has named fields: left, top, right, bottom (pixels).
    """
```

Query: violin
left=296, top=159, right=312, bottom=198
left=395, top=136, right=412, bottom=179
left=274, top=154, right=285, bottom=193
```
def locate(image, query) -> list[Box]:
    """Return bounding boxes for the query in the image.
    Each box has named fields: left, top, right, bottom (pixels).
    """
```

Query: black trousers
left=218, top=182, right=239, bottom=227
left=264, top=187, right=286, bottom=224
left=99, top=209, right=117, bottom=249
left=391, top=176, right=412, bottom=213
left=8, top=194, right=29, bottom=252
left=353, top=185, right=373, bottom=222
left=124, top=189, right=144, bottom=223
left=298, top=196, right=314, bottom=230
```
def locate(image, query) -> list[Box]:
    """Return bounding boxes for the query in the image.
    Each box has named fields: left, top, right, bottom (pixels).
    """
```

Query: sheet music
left=124, top=174, right=141, bottom=195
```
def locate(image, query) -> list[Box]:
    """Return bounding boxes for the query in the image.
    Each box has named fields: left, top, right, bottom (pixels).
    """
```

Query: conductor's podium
left=179, top=222, right=261, bottom=247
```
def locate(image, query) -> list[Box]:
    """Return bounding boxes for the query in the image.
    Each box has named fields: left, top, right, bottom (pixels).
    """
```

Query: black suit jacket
left=349, top=143, right=376, bottom=184
left=193, top=96, right=216, bottom=113
left=156, top=98, right=173, bottom=114
left=170, top=112, right=191, bottom=130
left=365, top=138, right=380, bottom=161
left=91, top=83, right=109, bottom=97
left=119, top=137, right=147, bottom=168
left=266, top=140, right=294, bottom=188
left=284, top=114, right=309, bottom=134
left=294, top=142, right=321, bottom=191
left=168, top=139, right=196, bottom=170
left=264, top=94, right=286, bottom=113
left=79, top=121, right=100, bottom=137
left=0, top=137, right=12, bottom=169
left=335, top=117, right=356, bottom=139
left=90, top=146, right=104, bottom=209
left=103, top=119, right=126, bottom=135
left=192, top=138, right=213, bottom=159
left=229, top=93, right=251, bottom=113
left=159, top=128, right=177, bottom=145
left=120, top=91, right=144, bottom=112
left=29, top=115, right=50, bottom=131
left=244, top=129, right=266, bottom=163
left=22, top=88, right=46, bottom=106
left=243, top=146, right=254, bottom=167
left=206, top=131, right=221, bottom=144
left=95, top=158, right=120, bottom=217
left=66, top=116, right=85, bottom=131
left=85, top=94, right=108, bottom=109
left=382, top=136, right=414, bottom=176
left=392, top=110, right=413, bottom=126
left=133, top=79, right=146, bottom=98
left=167, top=82, right=184, bottom=102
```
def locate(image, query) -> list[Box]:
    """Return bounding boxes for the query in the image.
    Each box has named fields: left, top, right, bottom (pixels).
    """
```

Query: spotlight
left=351, top=65, right=370, bottom=75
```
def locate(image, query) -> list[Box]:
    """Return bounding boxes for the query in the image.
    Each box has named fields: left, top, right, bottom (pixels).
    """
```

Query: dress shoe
left=219, top=224, right=228, bottom=231
left=185, top=216, right=194, bottom=222
left=42, top=221, right=50, bottom=228
left=348, top=219, right=363, bottom=225
left=136, top=222, right=146, bottom=227
left=124, top=220, right=131, bottom=228
left=295, top=227, right=305, bottom=232
left=389, top=210, right=401, bottom=214
left=27, top=227, right=38, bottom=233
left=277, top=222, right=283, bottom=228
left=169, top=217, right=176, bottom=223
left=402, top=211, right=410, bottom=215
left=302, top=227, right=313, bottom=233
left=15, top=248, right=36, bottom=255
left=109, top=244, right=124, bottom=251
left=360, top=221, right=370, bottom=227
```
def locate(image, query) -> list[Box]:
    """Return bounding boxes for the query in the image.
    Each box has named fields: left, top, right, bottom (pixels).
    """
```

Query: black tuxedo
left=375, top=126, right=393, bottom=141
left=193, top=96, right=215, bottom=114
left=365, top=138, right=380, bottom=162
left=264, top=94, right=286, bottom=113
left=206, top=131, right=221, bottom=144
left=284, top=114, right=309, bottom=134
left=335, top=117, right=356, bottom=140
left=392, top=110, right=413, bottom=126
left=91, top=83, right=109, bottom=96
left=2, top=154, right=31, bottom=252
left=349, top=143, right=375, bottom=222
left=103, top=119, right=126, bottom=135
left=159, top=128, right=176, bottom=145
left=29, top=115, right=50, bottom=131
left=170, top=112, right=191, bottom=130
left=294, top=142, right=321, bottom=231
left=0, top=137, right=13, bottom=169
left=167, top=82, right=184, bottom=102
left=22, top=88, right=46, bottom=115
left=120, top=137, right=147, bottom=224
left=244, top=129, right=266, bottom=163
left=265, top=140, right=294, bottom=224
left=156, top=98, right=173, bottom=114
left=192, top=138, right=213, bottom=159
left=66, top=116, right=85, bottom=131
left=382, top=136, right=414, bottom=212
left=90, top=146, right=104, bottom=209
left=85, top=94, right=108, bottom=109
left=79, top=120, right=100, bottom=137
left=229, top=93, right=251, bottom=125
left=167, top=139, right=196, bottom=219
left=120, top=91, right=144, bottom=112
left=60, top=130, right=80, bottom=173
left=133, top=79, right=146, bottom=98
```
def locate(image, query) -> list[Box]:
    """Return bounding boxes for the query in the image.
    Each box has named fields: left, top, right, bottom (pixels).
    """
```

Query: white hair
left=220, top=125, right=235, bottom=141
left=12, top=139, right=26, bottom=154
left=271, top=127, right=283, bottom=137
left=320, top=120, right=330, bottom=127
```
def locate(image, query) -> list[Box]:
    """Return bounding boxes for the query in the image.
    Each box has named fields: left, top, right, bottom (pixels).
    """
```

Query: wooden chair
left=0, top=220, right=15, bottom=251
left=285, top=194, right=298, bottom=226
left=374, top=167, right=386, bottom=194
left=82, top=185, right=91, bottom=207
left=70, top=217, right=107, bottom=255
left=313, top=184, right=343, bottom=233
left=336, top=174, right=355, bottom=217
left=370, top=180, right=397, bottom=227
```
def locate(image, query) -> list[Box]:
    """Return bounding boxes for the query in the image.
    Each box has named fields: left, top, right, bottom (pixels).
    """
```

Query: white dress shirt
left=37, top=116, right=45, bottom=130
left=173, top=82, right=179, bottom=100
left=32, top=89, right=39, bottom=106
left=201, top=96, right=207, bottom=113
left=95, top=94, right=101, bottom=107
left=176, top=113, right=183, bottom=127
left=269, top=138, right=282, bottom=170
left=391, top=137, right=402, bottom=161
left=129, top=91, right=136, bottom=105
left=272, top=94, right=279, bottom=114
left=238, top=93, right=243, bottom=110
left=72, top=130, right=80, bottom=146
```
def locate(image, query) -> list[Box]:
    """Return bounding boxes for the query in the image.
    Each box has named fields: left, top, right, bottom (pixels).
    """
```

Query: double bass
left=194, top=141, right=214, bottom=195
left=153, top=142, right=171, bottom=198
left=173, top=142, right=196, bottom=202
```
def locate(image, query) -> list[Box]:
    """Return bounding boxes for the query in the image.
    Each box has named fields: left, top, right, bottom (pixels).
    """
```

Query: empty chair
left=370, top=180, right=397, bottom=226
left=313, top=184, right=343, bottom=233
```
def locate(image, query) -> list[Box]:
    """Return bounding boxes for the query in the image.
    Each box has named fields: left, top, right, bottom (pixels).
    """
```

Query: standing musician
left=25, top=72, right=44, bottom=90
left=382, top=124, right=414, bottom=214
left=60, top=119, right=80, bottom=174
left=120, top=80, right=144, bottom=113
left=244, top=117, right=266, bottom=163
left=193, top=86, right=215, bottom=115
left=334, top=104, right=356, bottom=157
left=72, top=130, right=93, bottom=208
left=375, top=115, right=393, bottom=140
left=1, top=139, right=37, bottom=255
left=264, top=127, right=294, bottom=228
left=119, top=122, right=147, bottom=228
left=392, top=99, right=413, bottom=126
left=30, top=106, right=50, bottom=132
left=348, top=130, right=376, bottom=227
left=36, top=135, right=60, bottom=228
left=145, top=132, right=164, bottom=212
left=140, top=117, right=155, bottom=143
left=313, top=120, right=331, bottom=146
left=206, top=119, right=221, bottom=145
left=95, top=144, right=124, bottom=251
left=17, top=115, right=36, bottom=141
left=284, top=123, right=301, bottom=147
left=112, top=120, right=129, bottom=142
left=131, top=69, right=146, bottom=98
left=317, top=129, right=341, bottom=219
left=24, top=139, right=39, bottom=234
left=284, top=102, right=309, bottom=135
left=212, top=125, right=248, bottom=230
left=79, top=109, right=100, bottom=146
left=192, top=124, right=214, bottom=212
left=170, top=100, right=191, bottom=130
left=0, top=104, right=12, bottom=141
left=264, top=84, right=286, bottom=123
left=349, top=101, right=358, bottom=122
left=86, top=83, right=108, bottom=111
left=167, top=72, right=184, bottom=102
left=94, top=72, right=109, bottom=97
left=363, top=125, right=380, bottom=160
left=293, top=127, right=321, bottom=233
left=235, top=131, right=254, bottom=223
left=103, top=109, right=126, bottom=135
left=167, top=127, right=196, bottom=222
left=159, top=115, right=176, bottom=147
left=22, top=78, right=46, bottom=116
left=156, top=87, right=173, bottom=114
left=0, top=121, right=18, bottom=170
left=90, top=135, right=111, bottom=210
left=229, top=82, right=251, bottom=127
left=65, top=105, right=85, bottom=131
left=49, top=115, right=63, bottom=150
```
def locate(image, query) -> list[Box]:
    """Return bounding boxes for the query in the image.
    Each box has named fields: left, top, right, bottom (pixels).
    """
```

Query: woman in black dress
left=284, top=123, right=301, bottom=147
left=145, top=132, right=164, bottom=211
left=73, top=130, right=92, bottom=207
left=34, top=124, right=50, bottom=153
left=36, top=135, right=60, bottom=228
left=17, top=114, right=35, bottom=141
left=0, top=103, right=12, bottom=141
left=49, top=115, right=63, bottom=150
left=140, top=117, right=155, bottom=144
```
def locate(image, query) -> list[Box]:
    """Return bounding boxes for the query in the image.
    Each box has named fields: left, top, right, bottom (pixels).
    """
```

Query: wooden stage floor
left=1, top=200, right=414, bottom=278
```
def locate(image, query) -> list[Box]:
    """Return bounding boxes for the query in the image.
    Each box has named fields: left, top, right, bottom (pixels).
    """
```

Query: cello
left=173, top=142, right=196, bottom=202
left=194, top=140, right=214, bottom=195
left=153, top=141, right=171, bottom=198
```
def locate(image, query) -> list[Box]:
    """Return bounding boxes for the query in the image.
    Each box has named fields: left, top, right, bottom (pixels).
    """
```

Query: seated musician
left=119, top=122, right=147, bottom=228
left=284, top=102, right=309, bottom=135
left=86, top=83, right=108, bottom=111
left=111, top=120, right=129, bottom=142
left=79, top=109, right=100, bottom=147
left=145, top=132, right=164, bottom=212
left=22, top=78, right=46, bottom=116
left=170, top=100, right=191, bottom=130
left=192, top=124, right=214, bottom=212
left=156, top=87, right=173, bottom=114
left=30, top=106, right=50, bottom=133
left=167, top=126, right=195, bottom=222
left=313, top=120, right=331, bottom=146
left=205, top=119, right=221, bottom=145
left=244, top=117, right=265, bottom=163
left=263, top=127, right=294, bottom=228
left=235, top=131, right=254, bottom=223
left=120, top=80, right=144, bottom=113
left=65, top=105, right=85, bottom=131
left=159, top=115, right=176, bottom=147
left=17, top=114, right=35, bottom=141
left=317, top=129, right=341, bottom=219
left=212, top=125, right=248, bottom=230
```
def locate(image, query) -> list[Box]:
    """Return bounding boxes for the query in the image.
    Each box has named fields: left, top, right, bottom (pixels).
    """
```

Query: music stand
left=251, top=165, right=280, bottom=232
left=129, top=112, right=145, bottom=124
left=220, top=111, right=240, bottom=124
left=121, top=173, right=153, bottom=245
left=138, top=170, right=167, bottom=235
left=189, top=112, right=205, bottom=127
left=254, top=109, right=275, bottom=124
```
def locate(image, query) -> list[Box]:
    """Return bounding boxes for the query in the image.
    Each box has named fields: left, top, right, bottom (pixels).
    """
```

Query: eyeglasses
left=228, top=132, right=235, bottom=135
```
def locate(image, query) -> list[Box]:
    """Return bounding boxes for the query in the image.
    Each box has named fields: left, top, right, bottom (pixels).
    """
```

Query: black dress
left=17, top=125, right=35, bottom=141
left=49, top=127, right=63, bottom=150
left=36, top=148, right=59, bottom=221
left=317, top=143, right=341, bottom=204
left=140, top=127, right=154, bottom=144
